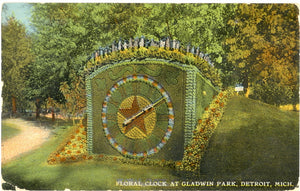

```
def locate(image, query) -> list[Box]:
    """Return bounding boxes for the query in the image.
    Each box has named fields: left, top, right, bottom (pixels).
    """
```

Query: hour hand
left=122, top=106, right=151, bottom=127
left=122, top=97, right=166, bottom=127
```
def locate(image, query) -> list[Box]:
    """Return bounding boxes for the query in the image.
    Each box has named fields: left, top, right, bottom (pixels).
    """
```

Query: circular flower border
left=101, top=74, right=174, bottom=158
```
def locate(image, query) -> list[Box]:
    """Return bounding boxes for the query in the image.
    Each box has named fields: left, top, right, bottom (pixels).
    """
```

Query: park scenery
left=1, top=3, right=299, bottom=190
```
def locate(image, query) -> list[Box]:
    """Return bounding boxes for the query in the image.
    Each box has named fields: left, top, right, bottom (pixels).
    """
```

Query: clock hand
left=150, top=96, right=167, bottom=108
left=123, top=96, right=166, bottom=127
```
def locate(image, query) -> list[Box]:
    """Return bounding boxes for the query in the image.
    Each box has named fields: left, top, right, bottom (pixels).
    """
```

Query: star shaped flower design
left=118, top=96, right=149, bottom=135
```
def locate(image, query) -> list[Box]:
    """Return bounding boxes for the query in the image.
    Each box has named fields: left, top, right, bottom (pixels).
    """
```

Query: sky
left=1, top=3, right=32, bottom=28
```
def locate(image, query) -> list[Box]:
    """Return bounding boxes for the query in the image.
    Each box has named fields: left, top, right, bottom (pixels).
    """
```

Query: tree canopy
left=1, top=17, right=33, bottom=115
left=1, top=3, right=299, bottom=117
left=225, top=4, right=299, bottom=105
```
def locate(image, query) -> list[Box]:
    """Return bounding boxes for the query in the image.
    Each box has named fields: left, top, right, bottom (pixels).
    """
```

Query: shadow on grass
left=1, top=123, right=21, bottom=141
left=20, top=115, right=80, bottom=130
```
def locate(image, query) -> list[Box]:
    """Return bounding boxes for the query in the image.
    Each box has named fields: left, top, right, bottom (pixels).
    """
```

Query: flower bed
left=47, top=123, right=177, bottom=168
left=47, top=124, right=88, bottom=164
left=48, top=89, right=233, bottom=172
left=178, top=88, right=234, bottom=172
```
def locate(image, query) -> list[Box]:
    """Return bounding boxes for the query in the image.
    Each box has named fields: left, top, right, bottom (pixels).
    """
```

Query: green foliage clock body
left=86, top=59, right=217, bottom=161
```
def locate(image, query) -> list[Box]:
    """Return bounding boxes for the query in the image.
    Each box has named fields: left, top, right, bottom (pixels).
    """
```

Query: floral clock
left=101, top=74, right=174, bottom=158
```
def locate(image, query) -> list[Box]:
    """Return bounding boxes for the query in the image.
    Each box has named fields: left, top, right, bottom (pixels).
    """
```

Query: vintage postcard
left=1, top=2, right=299, bottom=190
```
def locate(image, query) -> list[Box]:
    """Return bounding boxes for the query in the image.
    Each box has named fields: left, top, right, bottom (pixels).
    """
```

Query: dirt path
left=1, top=118, right=51, bottom=164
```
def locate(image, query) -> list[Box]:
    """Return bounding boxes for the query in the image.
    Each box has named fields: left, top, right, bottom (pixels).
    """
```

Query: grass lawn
left=201, top=96, right=299, bottom=183
left=1, top=121, right=21, bottom=141
left=1, top=96, right=299, bottom=190
left=1, top=124, right=182, bottom=190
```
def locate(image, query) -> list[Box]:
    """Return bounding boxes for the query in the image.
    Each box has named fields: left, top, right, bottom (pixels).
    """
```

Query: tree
left=140, top=4, right=237, bottom=86
left=1, top=17, right=33, bottom=116
left=60, top=75, right=86, bottom=125
left=141, top=4, right=236, bottom=59
left=225, top=4, right=298, bottom=105
left=28, top=3, right=93, bottom=118
left=254, top=4, right=299, bottom=108
left=28, top=3, right=150, bottom=118
left=28, top=3, right=238, bottom=120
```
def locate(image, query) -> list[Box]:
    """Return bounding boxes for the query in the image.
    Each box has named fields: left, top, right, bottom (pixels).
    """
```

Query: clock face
left=101, top=74, right=174, bottom=158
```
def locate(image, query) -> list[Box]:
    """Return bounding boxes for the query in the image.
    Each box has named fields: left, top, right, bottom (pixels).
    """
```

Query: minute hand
left=123, top=96, right=166, bottom=127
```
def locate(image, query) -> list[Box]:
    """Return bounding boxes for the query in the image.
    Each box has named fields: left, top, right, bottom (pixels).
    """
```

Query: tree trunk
left=35, top=98, right=40, bottom=119
left=12, top=96, right=17, bottom=116
left=51, top=107, right=55, bottom=122
left=245, top=83, right=251, bottom=98
left=243, top=73, right=250, bottom=98
left=293, top=104, right=298, bottom=111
